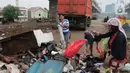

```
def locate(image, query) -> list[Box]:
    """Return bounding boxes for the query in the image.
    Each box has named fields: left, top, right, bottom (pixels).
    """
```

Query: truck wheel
left=84, top=22, right=87, bottom=30
left=86, top=17, right=91, bottom=27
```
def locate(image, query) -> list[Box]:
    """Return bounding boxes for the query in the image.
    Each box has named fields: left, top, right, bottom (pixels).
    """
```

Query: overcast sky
left=0, top=0, right=49, bottom=9
left=0, top=0, right=130, bottom=11
left=97, top=0, right=130, bottom=12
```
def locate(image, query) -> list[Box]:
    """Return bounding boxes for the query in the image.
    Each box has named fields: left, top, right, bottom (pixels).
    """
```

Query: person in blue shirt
left=58, top=14, right=70, bottom=45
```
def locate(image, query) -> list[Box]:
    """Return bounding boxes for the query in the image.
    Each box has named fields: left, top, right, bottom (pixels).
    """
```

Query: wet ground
left=0, top=20, right=111, bottom=57
left=53, top=20, right=108, bottom=57
left=0, top=20, right=130, bottom=72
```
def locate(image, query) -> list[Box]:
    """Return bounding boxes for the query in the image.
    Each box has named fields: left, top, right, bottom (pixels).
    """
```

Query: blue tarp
left=41, top=60, right=64, bottom=73
left=27, top=60, right=64, bottom=73
left=27, top=61, right=45, bottom=73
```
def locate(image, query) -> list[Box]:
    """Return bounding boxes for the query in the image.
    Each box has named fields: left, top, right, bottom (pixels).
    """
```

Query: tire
left=86, top=17, right=91, bottom=27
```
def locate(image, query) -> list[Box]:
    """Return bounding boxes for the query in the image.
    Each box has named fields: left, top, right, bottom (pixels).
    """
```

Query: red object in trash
left=96, top=43, right=103, bottom=55
left=64, top=40, right=87, bottom=58
left=97, top=47, right=102, bottom=54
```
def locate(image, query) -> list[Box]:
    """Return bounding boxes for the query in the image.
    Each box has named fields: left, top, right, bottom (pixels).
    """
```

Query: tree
left=2, top=5, right=20, bottom=22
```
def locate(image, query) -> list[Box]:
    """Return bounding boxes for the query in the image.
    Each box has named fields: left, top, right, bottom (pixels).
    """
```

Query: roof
left=19, top=7, right=27, bottom=10
left=18, top=7, right=28, bottom=11
left=28, top=7, right=48, bottom=12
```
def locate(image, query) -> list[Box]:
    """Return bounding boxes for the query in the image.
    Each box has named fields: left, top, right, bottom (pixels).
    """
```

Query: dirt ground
left=0, top=20, right=129, bottom=58
left=53, top=20, right=108, bottom=57
left=0, top=20, right=130, bottom=73
left=0, top=20, right=109, bottom=56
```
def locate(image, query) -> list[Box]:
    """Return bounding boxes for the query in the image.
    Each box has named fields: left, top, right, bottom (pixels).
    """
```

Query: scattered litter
left=1, top=33, right=5, bottom=36
left=94, top=63, right=104, bottom=67
left=6, top=64, right=20, bottom=73
left=120, top=63, right=130, bottom=71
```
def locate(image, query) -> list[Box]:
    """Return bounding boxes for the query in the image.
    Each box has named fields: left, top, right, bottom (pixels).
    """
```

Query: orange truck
left=57, top=0, right=92, bottom=29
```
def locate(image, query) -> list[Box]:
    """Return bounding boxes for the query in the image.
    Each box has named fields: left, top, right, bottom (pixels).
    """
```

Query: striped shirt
left=58, top=19, right=69, bottom=33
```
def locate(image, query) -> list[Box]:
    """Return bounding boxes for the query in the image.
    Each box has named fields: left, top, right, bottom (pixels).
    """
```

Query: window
left=39, top=14, right=41, bottom=16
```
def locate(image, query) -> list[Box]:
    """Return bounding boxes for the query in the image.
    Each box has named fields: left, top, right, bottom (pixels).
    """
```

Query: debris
left=120, top=63, right=130, bottom=71
left=0, top=29, right=53, bottom=55
left=1, top=33, right=5, bottom=36
left=0, top=54, right=19, bottom=63
left=28, top=50, right=36, bottom=58
left=19, top=63, right=29, bottom=72
left=6, top=64, right=20, bottom=73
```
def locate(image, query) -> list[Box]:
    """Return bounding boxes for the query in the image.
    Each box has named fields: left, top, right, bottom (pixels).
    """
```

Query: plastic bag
left=97, top=47, right=103, bottom=55
left=64, top=40, right=87, bottom=58
left=101, top=37, right=110, bottom=52
left=96, top=43, right=103, bottom=58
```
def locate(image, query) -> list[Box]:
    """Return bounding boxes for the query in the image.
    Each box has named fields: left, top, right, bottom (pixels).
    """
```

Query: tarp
left=27, top=61, right=45, bottom=73
left=42, top=60, right=64, bottom=73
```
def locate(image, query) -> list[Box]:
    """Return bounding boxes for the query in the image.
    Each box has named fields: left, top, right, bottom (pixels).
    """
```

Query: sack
left=101, top=37, right=110, bottom=52
left=64, top=40, right=87, bottom=58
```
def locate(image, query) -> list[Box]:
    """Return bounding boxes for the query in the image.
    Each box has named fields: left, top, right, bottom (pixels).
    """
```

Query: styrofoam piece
left=58, top=25, right=64, bottom=41
left=33, top=29, right=54, bottom=47
left=58, top=25, right=66, bottom=49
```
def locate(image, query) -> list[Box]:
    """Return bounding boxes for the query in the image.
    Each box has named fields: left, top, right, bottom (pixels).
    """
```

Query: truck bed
left=58, top=0, right=92, bottom=16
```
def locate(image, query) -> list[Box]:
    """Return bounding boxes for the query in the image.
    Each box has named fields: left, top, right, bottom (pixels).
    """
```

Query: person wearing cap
left=95, top=18, right=127, bottom=72
left=58, top=14, right=70, bottom=45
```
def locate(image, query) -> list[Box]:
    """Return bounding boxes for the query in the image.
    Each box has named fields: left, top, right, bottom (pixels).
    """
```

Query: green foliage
left=2, top=5, right=20, bottom=22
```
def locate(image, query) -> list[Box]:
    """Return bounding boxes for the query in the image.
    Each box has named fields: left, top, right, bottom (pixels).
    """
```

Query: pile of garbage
left=0, top=29, right=56, bottom=73
left=0, top=29, right=104, bottom=73
left=0, top=29, right=130, bottom=73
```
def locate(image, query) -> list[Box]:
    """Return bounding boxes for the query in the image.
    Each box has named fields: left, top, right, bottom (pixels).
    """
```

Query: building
left=16, top=7, right=28, bottom=22
left=0, top=7, right=28, bottom=22
left=102, top=3, right=116, bottom=19
left=0, top=8, right=3, bottom=17
left=105, top=3, right=116, bottom=13
left=28, top=7, right=48, bottom=19
left=101, top=12, right=116, bottom=19
left=125, top=3, right=130, bottom=19
left=0, top=8, right=3, bottom=23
